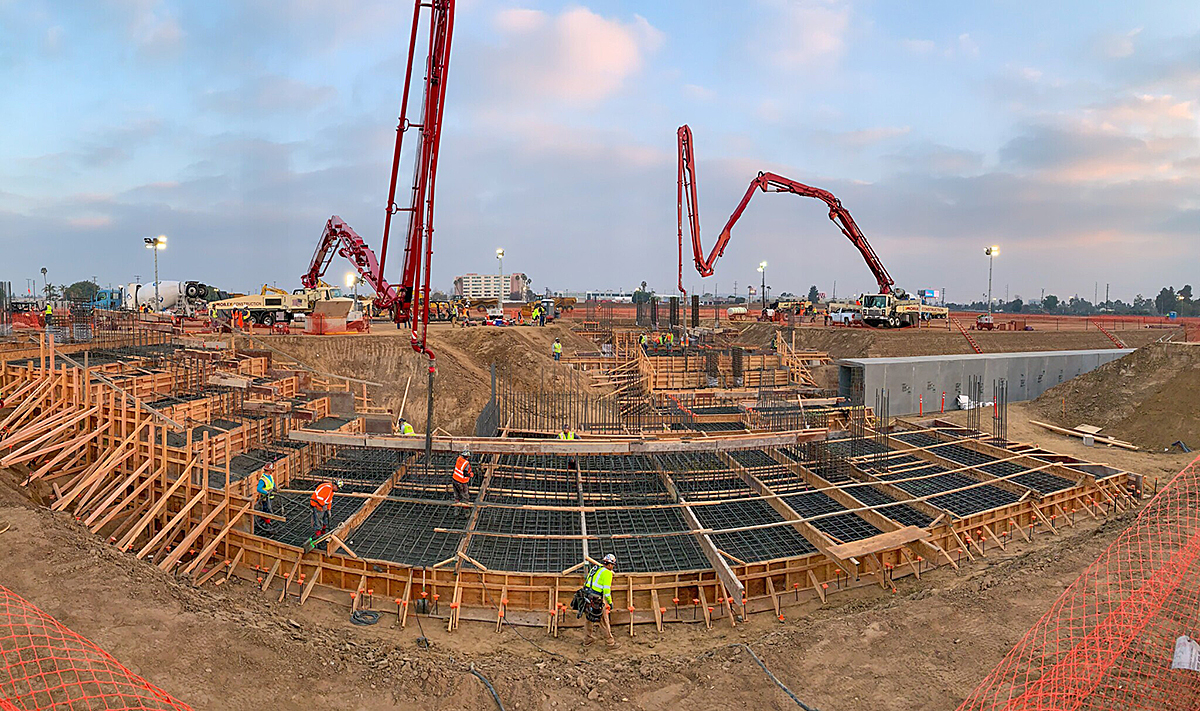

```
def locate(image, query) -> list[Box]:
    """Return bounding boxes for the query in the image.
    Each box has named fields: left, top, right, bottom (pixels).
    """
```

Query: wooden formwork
left=0, top=332, right=1145, bottom=637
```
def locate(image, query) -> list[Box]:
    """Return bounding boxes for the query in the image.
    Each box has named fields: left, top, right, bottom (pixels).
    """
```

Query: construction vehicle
left=520, top=297, right=557, bottom=322
left=859, top=292, right=948, bottom=328
left=90, top=288, right=124, bottom=311
left=676, top=124, right=943, bottom=328
left=553, top=296, right=577, bottom=312
left=99, top=281, right=222, bottom=315
left=209, top=285, right=351, bottom=326
left=466, top=296, right=499, bottom=313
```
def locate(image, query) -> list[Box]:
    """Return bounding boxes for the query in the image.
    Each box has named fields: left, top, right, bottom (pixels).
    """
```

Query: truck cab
left=860, top=293, right=898, bottom=327
left=860, top=293, right=948, bottom=328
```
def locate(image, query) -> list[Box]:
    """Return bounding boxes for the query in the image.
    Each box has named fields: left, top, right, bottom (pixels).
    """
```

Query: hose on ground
left=350, top=610, right=381, bottom=626
left=468, top=663, right=506, bottom=711
left=731, top=643, right=820, bottom=711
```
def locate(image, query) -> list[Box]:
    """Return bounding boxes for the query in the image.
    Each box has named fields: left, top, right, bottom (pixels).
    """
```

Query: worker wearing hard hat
left=452, top=449, right=473, bottom=506
left=309, top=479, right=341, bottom=537
left=559, top=424, right=578, bottom=470
left=552, top=338, right=563, bottom=361
left=397, top=415, right=415, bottom=436
left=255, top=467, right=276, bottom=534
left=582, top=554, right=618, bottom=648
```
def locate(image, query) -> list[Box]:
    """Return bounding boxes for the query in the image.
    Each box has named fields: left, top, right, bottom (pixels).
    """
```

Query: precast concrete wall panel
left=838, top=348, right=1133, bottom=415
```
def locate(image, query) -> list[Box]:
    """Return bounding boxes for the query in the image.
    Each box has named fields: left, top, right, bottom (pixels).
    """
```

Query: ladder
left=951, top=318, right=983, bottom=354
left=1090, top=320, right=1126, bottom=348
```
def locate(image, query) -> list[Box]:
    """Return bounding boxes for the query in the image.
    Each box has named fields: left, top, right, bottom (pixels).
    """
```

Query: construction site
left=4, top=3, right=1200, bottom=711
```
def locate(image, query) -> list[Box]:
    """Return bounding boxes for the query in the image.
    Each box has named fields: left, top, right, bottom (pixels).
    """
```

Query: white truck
left=123, top=281, right=215, bottom=314
left=209, top=286, right=352, bottom=326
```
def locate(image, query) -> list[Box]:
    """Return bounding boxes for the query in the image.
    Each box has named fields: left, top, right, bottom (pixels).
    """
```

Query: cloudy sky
left=2, top=1, right=1198, bottom=303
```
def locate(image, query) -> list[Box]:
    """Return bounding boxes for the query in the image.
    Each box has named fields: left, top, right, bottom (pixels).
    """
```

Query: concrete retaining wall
left=838, top=348, right=1134, bottom=414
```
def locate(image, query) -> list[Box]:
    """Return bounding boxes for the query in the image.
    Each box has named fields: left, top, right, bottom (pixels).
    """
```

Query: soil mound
left=250, top=323, right=596, bottom=434
left=1029, top=343, right=1200, bottom=451
left=739, top=324, right=1162, bottom=360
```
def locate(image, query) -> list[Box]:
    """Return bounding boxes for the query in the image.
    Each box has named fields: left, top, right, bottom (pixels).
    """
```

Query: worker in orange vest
left=452, top=449, right=473, bottom=506
left=309, top=479, right=342, bottom=536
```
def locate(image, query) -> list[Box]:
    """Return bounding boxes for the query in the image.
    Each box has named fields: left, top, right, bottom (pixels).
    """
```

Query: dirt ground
left=741, top=322, right=1166, bottom=359
left=1026, top=343, right=1200, bottom=452
left=241, top=323, right=596, bottom=434
left=0, top=432, right=1177, bottom=711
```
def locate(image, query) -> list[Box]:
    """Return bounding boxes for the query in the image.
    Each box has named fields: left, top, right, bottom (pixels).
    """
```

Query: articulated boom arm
left=677, top=124, right=895, bottom=295
left=304, top=0, right=454, bottom=362
left=303, top=217, right=402, bottom=307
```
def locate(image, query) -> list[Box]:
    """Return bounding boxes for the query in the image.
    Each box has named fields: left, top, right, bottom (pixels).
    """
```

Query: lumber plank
left=1029, top=420, right=1138, bottom=450
left=183, top=499, right=255, bottom=576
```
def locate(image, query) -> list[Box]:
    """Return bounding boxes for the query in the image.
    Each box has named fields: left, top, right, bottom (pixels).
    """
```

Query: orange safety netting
left=959, top=456, right=1200, bottom=711
left=0, top=585, right=190, bottom=710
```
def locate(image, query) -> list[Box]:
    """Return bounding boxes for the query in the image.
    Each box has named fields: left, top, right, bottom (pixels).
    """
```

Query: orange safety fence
left=0, top=584, right=190, bottom=710
left=958, top=456, right=1200, bottom=711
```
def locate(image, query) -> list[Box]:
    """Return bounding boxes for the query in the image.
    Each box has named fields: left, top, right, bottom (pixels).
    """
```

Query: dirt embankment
left=245, top=323, right=596, bottom=434
left=738, top=323, right=1165, bottom=360
left=1028, top=343, right=1200, bottom=451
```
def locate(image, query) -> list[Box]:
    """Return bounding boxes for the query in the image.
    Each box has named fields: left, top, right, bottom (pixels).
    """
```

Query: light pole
left=496, top=248, right=505, bottom=302
left=984, top=245, right=999, bottom=319
left=143, top=235, right=167, bottom=311
left=758, top=261, right=768, bottom=310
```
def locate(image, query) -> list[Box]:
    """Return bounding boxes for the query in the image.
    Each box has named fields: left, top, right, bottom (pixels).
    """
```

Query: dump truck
left=519, top=297, right=557, bottom=322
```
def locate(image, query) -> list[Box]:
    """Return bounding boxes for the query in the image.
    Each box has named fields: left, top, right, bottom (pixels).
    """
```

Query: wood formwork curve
left=0, top=331, right=1141, bottom=635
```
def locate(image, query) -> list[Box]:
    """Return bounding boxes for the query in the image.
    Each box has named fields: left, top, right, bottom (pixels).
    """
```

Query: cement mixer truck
left=121, top=281, right=217, bottom=314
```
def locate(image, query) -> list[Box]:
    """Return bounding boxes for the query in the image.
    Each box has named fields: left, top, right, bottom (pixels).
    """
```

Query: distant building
left=584, top=290, right=635, bottom=303
left=453, top=273, right=529, bottom=300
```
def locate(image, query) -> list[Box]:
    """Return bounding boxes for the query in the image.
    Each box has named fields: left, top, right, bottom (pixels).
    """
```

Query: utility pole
left=1105, top=283, right=1110, bottom=309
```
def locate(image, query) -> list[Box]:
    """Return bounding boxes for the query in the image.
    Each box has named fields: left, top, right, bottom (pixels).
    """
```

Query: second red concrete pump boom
left=677, top=124, right=895, bottom=296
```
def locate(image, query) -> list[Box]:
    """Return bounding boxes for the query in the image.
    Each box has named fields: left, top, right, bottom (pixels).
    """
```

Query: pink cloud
left=484, top=7, right=663, bottom=106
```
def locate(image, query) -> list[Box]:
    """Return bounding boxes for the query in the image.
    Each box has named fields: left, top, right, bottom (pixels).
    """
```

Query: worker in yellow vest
left=552, top=338, right=563, bottom=361
left=255, top=468, right=276, bottom=534
left=582, top=554, right=617, bottom=647
left=559, top=425, right=578, bottom=470
left=397, top=415, right=415, bottom=436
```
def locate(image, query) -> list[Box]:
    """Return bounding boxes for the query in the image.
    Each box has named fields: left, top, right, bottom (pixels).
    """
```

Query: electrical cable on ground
left=468, top=664, right=506, bottom=711
left=729, top=643, right=820, bottom=711
left=501, top=615, right=582, bottom=663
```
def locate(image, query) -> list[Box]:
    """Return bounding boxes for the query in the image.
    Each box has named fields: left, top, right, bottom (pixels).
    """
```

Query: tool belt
left=571, top=587, right=604, bottom=622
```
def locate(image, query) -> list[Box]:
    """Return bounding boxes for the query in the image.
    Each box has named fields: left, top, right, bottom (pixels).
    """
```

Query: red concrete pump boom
left=677, top=124, right=894, bottom=295
left=303, top=0, right=455, bottom=362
